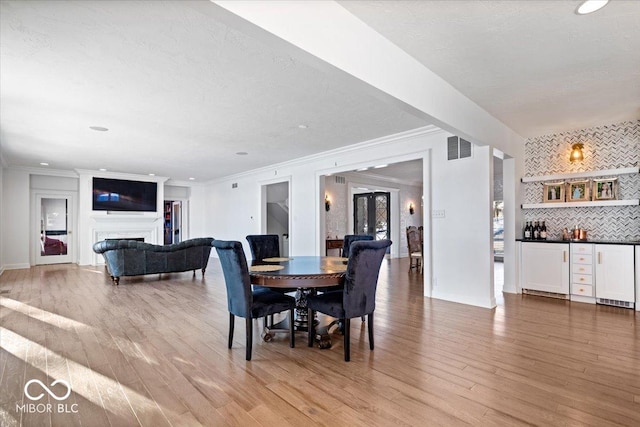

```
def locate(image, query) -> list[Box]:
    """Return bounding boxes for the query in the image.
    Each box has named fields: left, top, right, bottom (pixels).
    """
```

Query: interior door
left=35, top=195, right=73, bottom=264
left=353, top=192, right=390, bottom=242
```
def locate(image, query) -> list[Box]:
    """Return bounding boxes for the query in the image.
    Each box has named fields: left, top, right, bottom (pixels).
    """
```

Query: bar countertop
left=516, top=239, right=640, bottom=245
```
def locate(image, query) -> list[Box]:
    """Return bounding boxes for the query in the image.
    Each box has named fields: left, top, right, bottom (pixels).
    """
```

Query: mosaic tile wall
left=523, top=120, right=640, bottom=241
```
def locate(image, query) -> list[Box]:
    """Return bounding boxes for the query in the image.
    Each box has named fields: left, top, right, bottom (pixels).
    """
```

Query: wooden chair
left=406, top=226, right=423, bottom=273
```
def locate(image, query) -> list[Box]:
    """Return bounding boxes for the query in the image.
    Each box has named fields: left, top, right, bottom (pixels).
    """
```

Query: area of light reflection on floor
left=0, top=296, right=157, bottom=365
left=1, top=327, right=176, bottom=425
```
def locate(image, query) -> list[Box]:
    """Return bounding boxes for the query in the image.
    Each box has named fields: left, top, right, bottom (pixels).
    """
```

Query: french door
left=353, top=192, right=390, bottom=242
left=35, top=194, right=73, bottom=264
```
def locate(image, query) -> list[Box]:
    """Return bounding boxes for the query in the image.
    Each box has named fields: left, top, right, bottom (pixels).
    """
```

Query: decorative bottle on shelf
left=533, top=221, right=540, bottom=240
left=524, top=221, right=531, bottom=239
left=540, top=221, right=547, bottom=240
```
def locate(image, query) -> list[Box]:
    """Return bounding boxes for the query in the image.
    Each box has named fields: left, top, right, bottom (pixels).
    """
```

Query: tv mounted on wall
left=92, top=178, right=158, bottom=212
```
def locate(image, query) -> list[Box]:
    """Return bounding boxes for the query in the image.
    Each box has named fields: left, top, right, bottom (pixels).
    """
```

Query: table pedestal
left=294, top=288, right=318, bottom=331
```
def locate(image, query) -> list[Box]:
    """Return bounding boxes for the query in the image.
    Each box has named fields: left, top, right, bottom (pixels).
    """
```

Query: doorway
left=263, top=181, right=290, bottom=257
left=35, top=194, right=73, bottom=264
left=353, top=192, right=391, bottom=242
left=164, top=200, right=183, bottom=244
left=493, top=155, right=504, bottom=300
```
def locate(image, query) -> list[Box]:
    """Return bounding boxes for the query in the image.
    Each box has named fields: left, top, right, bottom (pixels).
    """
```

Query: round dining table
left=249, top=256, right=347, bottom=340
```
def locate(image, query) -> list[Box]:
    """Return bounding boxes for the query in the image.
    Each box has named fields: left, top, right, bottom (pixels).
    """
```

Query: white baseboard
left=431, top=290, right=496, bottom=309
left=3, top=263, right=30, bottom=270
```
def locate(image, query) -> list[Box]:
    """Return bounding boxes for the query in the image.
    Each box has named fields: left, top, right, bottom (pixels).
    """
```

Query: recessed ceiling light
left=298, top=124, right=308, bottom=129
left=148, top=173, right=155, bottom=176
left=374, top=164, right=388, bottom=169
left=356, top=167, right=369, bottom=172
left=89, top=126, right=109, bottom=132
left=40, top=162, right=49, bottom=166
left=99, top=168, right=107, bottom=172
left=236, top=152, right=248, bottom=156
left=189, top=177, right=195, bottom=181
left=575, top=0, right=609, bottom=15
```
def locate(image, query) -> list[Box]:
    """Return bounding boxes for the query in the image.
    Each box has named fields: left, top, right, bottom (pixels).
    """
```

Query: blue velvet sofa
left=92, top=237, right=214, bottom=285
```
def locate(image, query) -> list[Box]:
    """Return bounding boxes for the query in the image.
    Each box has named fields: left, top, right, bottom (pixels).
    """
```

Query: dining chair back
left=246, top=234, right=280, bottom=261
left=341, top=234, right=374, bottom=258
left=212, top=240, right=295, bottom=360
left=307, top=239, right=392, bottom=361
left=406, top=226, right=423, bottom=273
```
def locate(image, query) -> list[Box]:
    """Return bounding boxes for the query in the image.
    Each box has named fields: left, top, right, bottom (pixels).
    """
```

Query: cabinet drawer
left=572, top=254, right=593, bottom=265
left=573, top=274, right=593, bottom=285
left=572, top=243, right=592, bottom=254
left=572, top=264, right=592, bottom=275
left=572, top=284, right=594, bottom=296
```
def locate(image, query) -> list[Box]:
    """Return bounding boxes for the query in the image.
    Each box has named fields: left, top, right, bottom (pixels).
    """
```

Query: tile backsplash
left=523, top=120, right=639, bottom=241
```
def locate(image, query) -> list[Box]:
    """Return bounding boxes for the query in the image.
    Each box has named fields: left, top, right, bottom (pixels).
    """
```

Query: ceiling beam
left=201, top=0, right=524, bottom=157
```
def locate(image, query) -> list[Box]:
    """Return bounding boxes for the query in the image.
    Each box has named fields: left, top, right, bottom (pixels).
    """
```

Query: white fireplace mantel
left=90, top=215, right=162, bottom=265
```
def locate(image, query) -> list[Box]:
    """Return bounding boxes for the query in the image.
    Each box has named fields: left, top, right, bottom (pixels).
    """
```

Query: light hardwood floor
left=1, top=258, right=639, bottom=426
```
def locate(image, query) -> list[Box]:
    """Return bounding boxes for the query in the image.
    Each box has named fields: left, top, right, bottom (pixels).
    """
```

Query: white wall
left=0, top=164, right=4, bottom=274
left=431, top=145, right=495, bottom=307
left=205, top=127, right=502, bottom=308
left=188, top=184, right=208, bottom=241
left=2, top=169, right=30, bottom=269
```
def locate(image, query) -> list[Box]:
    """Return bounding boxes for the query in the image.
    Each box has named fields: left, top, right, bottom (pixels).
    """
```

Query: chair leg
left=228, top=313, right=234, bottom=349
left=368, top=313, right=374, bottom=350
left=361, top=316, right=365, bottom=322
left=344, top=318, right=350, bottom=362
left=307, top=308, right=314, bottom=347
left=245, top=318, right=253, bottom=361
left=289, top=308, right=295, bottom=348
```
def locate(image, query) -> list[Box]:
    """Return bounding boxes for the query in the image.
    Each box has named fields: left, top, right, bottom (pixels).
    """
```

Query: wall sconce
left=409, top=203, right=415, bottom=215
left=569, top=143, right=584, bottom=163
left=325, top=194, right=331, bottom=212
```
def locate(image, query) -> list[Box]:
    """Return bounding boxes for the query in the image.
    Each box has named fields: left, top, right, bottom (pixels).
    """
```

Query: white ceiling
left=1, top=0, right=638, bottom=182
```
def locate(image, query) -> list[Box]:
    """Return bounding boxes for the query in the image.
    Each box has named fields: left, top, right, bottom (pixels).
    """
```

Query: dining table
left=249, top=255, right=347, bottom=346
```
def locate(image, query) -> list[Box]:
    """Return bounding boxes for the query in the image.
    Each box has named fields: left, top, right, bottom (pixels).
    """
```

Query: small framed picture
left=567, top=180, right=590, bottom=202
left=592, top=178, right=618, bottom=200
left=543, top=181, right=565, bottom=203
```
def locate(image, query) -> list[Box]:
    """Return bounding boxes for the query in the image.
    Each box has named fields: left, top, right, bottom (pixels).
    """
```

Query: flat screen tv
left=92, top=178, right=157, bottom=212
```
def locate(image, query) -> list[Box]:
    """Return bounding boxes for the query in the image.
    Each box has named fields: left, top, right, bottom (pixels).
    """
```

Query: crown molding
left=75, top=169, right=169, bottom=183
left=208, top=125, right=443, bottom=184
left=6, top=165, right=79, bottom=178
left=166, top=178, right=206, bottom=187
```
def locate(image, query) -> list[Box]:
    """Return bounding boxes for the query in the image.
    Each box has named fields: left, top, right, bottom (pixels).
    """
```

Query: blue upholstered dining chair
left=340, top=234, right=375, bottom=322
left=246, top=234, right=296, bottom=298
left=246, top=234, right=280, bottom=261
left=341, top=234, right=374, bottom=258
left=212, top=240, right=295, bottom=361
left=307, top=239, right=392, bottom=361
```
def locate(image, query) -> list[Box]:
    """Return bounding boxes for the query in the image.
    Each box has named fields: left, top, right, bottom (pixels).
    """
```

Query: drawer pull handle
left=563, top=251, right=567, bottom=262
left=598, top=252, right=602, bottom=264
left=580, top=278, right=584, bottom=281
left=579, top=288, right=584, bottom=292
